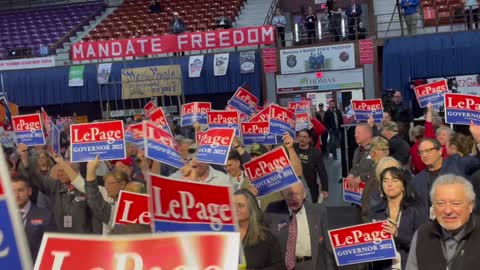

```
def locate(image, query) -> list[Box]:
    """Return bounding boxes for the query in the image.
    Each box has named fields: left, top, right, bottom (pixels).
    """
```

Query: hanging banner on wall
left=214, top=53, right=229, bottom=76
left=0, top=56, right=55, bottom=71
left=279, top=43, right=355, bottom=74
left=240, top=51, right=255, bottom=74
left=188, top=55, right=204, bottom=78
left=121, top=65, right=183, bottom=99
left=68, top=65, right=85, bottom=87
left=262, top=48, right=277, bottom=73
left=97, top=63, right=112, bottom=84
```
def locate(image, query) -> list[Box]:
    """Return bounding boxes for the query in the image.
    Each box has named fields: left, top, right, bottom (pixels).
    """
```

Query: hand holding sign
left=382, top=220, right=398, bottom=237
left=86, top=155, right=101, bottom=182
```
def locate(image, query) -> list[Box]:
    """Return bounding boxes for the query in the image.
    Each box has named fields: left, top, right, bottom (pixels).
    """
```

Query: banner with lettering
left=113, top=190, right=150, bottom=226
left=188, top=55, right=204, bottom=78
left=150, top=174, right=236, bottom=232
left=143, top=101, right=157, bottom=117
left=288, top=100, right=311, bottom=114
left=181, top=102, right=212, bottom=126
left=121, top=65, right=182, bottom=99
left=342, top=179, right=366, bottom=205
left=244, top=147, right=300, bottom=197
left=144, top=121, right=184, bottom=169
left=49, top=121, right=61, bottom=155
left=239, top=51, right=255, bottom=74
left=414, top=80, right=449, bottom=108
left=68, top=65, right=84, bottom=87
left=269, top=104, right=296, bottom=138
left=97, top=63, right=112, bottom=84
left=207, top=110, right=240, bottom=136
left=34, top=232, right=240, bottom=270
left=249, top=105, right=270, bottom=122
left=150, top=107, right=171, bottom=134
left=214, top=53, right=229, bottom=76
left=196, top=128, right=235, bottom=165
left=11, top=114, right=46, bottom=146
left=444, top=93, right=480, bottom=125
left=241, top=122, right=277, bottom=145
left=351, top=99, right=384, bottom=124
left=295, top=113, right=310, bottom=131
left=70, top=120, right=126, bottom=162
left=227, top=87, right=259, bottom=117
left=328, top=221, right=397, bottom=266
left=125, top=123, right=144, bottom=148
left=0, top=150, right=33, bottom=270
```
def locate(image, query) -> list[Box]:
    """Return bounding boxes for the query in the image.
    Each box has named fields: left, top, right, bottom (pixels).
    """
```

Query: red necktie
left=285, top=212, right=298, bottom=270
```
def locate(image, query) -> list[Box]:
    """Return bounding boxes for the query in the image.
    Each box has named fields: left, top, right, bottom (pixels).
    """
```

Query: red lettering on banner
left=414, top=80, right=449, bottom=97
left=445, top=93, right=480, bottom=110
left=207, top=111, right=239, bottom=125
left=145, top=122, right=176, bottom=148
left=244, top=147, right=290, bottom=180
left=71, top=121, right=124, bottom=143
left=330, top=222, right=391, bottom=248
left=351, top=100, right=383, bottom=111
left=12, top=114, right=42, bottom=132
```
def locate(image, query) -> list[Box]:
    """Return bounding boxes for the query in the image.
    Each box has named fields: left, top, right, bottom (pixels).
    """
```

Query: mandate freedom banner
left=227, top=87, right=259, bottom=117
left=70, top=120, right=126, bottom=162
left=280, top=43, right=355, bottom=74
left=342, top=179, right=366, bottom=205
left=241, top=122, right=277, bottom=145
left=414, top=80, right=449, bottom=108
left=150, top=174, right=236, bottom=232
left=196, top=128, right=235, bottom=165
left=71, top=25, right=275, bottom=61
left=181, top=102, right=212, bottom=126
left=34, top=232, right=240, bottom=270
left=444, top=93, right=480, bottom=125
left=144, top=121, right=184, bottom=169
left=276, top=68, right=364, bottom=94
left=121, top=65, right=182, bottom=99
left=244, top=147, right=300, bottom=197
left=113, top=190, right=150, bottom=226
left=328, top=221, right=397, bottom=266
left=68, top=65, right=85, bottom=87
left=351, top=99, right=384, bottom=123
left=11, top=114, right=46, bottom=146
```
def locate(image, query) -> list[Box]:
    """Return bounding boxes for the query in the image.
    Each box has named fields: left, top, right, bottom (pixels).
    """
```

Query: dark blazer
left=264, top=200, right=336, bottom=270
left=323, top=109, right=343, bottom=130
left=24, top=203, right=56, bottom=262
left=368, top=200, right=427, bottom=270
left=243, top=228, right=286, bottom=270
left=388, top=135, right=411, bottom=166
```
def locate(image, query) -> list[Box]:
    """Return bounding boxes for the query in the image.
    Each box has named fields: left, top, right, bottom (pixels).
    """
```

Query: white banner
left=97, top=63, right=112, bottom=84
left=280, top=43, right=355, bottom=74
left=425, top=74, right=480, bottom=96
left=214, top=53, right=229, bottom=76
left=188, top=55, right=204, bottom=78
left=276, top=68, right=364, bottom=94
left=0, top=56, right=55, bottom=71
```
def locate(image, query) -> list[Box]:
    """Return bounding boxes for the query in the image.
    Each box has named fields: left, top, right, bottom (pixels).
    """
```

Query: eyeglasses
left=418, top=147, right=438, bottom=155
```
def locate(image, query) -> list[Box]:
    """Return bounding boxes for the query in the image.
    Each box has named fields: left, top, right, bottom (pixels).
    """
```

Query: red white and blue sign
left=295, top=113, right=310, bottom=131
left=241, top=122, right=277, bottom=145
left=41, top=107, right=51, bottom=137
left=0, top=151, right=33, bottom=270
left=144, top=121, right=184, bottom=169
left=269, top=104, right=296, bottom=138
left=249, top=106, right=270, bottom=123
left=70, top=120, right=126, bottom=162
left=181, top=102, right=212, bottom=126
left=150, top=107, right=171, bottom=134
left=208, top=110, right=240, bottom=136
left=143, top=100, right=157, bottom=117
left=328, top=221, right=397, bottom=266
left=244, top=147, right=300, bottom=197
left=444, top=93, right=480, bottom=125
left=196, top=128, right=235, bottom=165
left=149, top=174, right=236, bottom=232
left=288, top=100, right=311, bottom=114
left=414, top=80, right=449, bottom=108
left=227, top=87, right=259, bottom=117
left=125, top=123, right=144, bottom=148
left=11, top=114, right=46, bottom=146
left=342, top=179, right=366, bottom=205
left=49, top=121, right=61, bottom=155
left=351, top=99, right=384, bottom=124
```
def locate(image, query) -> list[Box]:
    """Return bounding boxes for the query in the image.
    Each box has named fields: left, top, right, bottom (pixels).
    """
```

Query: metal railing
left=264, top=0, right=279, bottom=25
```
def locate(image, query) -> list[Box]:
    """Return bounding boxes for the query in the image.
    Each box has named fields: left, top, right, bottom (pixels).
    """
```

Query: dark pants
left=327, top=128, right=340, bottom=158
left=329, top=13, right=342, bottom=41
left=347, top=16, right=360, bottom=40
left=466, top=8, right=479, bottom=29
left=306, top=26, right=316, bottom=44
left=276, top=26, right=285, bottom=47
left=321, top=131, right=329, bottom=153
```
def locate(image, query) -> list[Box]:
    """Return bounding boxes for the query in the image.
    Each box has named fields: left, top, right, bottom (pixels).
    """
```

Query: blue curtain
left=383, top=32, right=480, bottom=102
left=2, top=51, right=262, bottom=107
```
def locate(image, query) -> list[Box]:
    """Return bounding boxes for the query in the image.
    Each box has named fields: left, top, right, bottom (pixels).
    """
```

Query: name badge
left=64, top=215, right=73, bottom=228
left=277, top=221, right=289, bottom=231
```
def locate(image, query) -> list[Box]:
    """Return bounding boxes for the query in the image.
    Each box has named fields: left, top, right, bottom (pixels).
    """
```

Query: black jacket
left=25, top=204, right=56, bottom=262
left=389, top=102, right=412, bottom=125
left=243, top=228, right=286, bottom=270
left=324, top=108, right=343, bottom=129
left=388, top=135, right=411, bottom=166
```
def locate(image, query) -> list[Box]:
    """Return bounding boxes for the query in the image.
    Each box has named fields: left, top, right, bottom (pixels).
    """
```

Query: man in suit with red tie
left=12, top=177, right=56, bottom=262
left=265, top=181, right=336, bottom=270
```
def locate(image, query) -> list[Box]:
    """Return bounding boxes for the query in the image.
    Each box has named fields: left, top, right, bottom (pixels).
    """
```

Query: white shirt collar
left=20, top=200, right=32, bottom=217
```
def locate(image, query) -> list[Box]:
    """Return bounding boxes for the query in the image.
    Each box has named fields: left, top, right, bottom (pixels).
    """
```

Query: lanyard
left=441, top=239, right=465, bottom=270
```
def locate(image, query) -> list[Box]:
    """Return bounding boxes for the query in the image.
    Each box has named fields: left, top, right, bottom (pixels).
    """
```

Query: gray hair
left=435, top=126, right=453, bottom=138
left=430, top=174, right=476, bottom=205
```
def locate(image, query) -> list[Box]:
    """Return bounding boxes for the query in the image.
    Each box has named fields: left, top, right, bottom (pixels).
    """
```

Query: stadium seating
left=421, top=0, right=480, bottom=27
left=83, top=0, right=245, bottom=42
left=0, top=1, right=105, bottom=59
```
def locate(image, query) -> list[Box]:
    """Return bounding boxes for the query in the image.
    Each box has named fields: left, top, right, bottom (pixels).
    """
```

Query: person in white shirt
left=272, top=8, right=287, bottom=47
left=464, top=0, right=479, bottom=29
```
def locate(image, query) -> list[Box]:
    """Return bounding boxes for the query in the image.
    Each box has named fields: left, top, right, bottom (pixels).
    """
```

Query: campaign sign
left=196, top=128, right=235, bottom=165
left=227, top=87, right=259, bottom=116
left=40, top=107, right=51, bottom=137
left=70, top=120, right=125, bottom=162
left=150, top=107, right=171, bottom=134
left=351, top=99, right=384, bottom=124
left=181, top=102, right=212, bottom=126
left=328, top=221, right=397, bottom=266
left=208, top=110, right=240, bottom=136
left=414, top=80, right=449, bottom=108
left=225, top=105, right=249, bottom=122
left=143, top=100, right=157, bottom=117
left=150, top=174, right=236, bottom=232
left=113, top=190, right=150, bottom=226
left=241, top=122, right=277, bottom=145
left=244, top=147, right=300, bottom=197
left=444, top=93, right=480, bottom=125
left=34, top=232, right=240, bottom=270
left=295, top=113, right=310, bottom=131
left=249, top=105, right=271, bottom=123
left=144, top=121, right=184, bottom=169
left=49, top=121, right=61, bottom=155
left=125, top=122, right=144, bottom=148
left=342, top=179, right=366, bottom=205
left=11, top=114, right=46, bottom=146
left=269, top=104, right=296, bottom=137
left=288, top=100, right=311, bottom=114
left=0, top=151, right=33, bottom=270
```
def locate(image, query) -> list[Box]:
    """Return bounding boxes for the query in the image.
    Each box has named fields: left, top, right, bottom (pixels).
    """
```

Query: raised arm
left=284, top=133, right=303, bottom=178
left=84, top=155, right=113, bottom=225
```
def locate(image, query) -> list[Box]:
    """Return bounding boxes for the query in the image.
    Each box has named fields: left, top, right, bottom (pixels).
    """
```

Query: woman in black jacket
left=234, top=189, right=285, bottom=270
left=368, top=167, right=428, bottom=270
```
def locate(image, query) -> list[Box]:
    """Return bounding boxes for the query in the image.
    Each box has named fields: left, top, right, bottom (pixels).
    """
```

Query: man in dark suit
left=265, top=181, right=336, bottom=270
left=345, top=0, right=363, bottom=40
left=323, top=101, right=343, bottom=160
left=12, top=177, right=56, bottom=262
